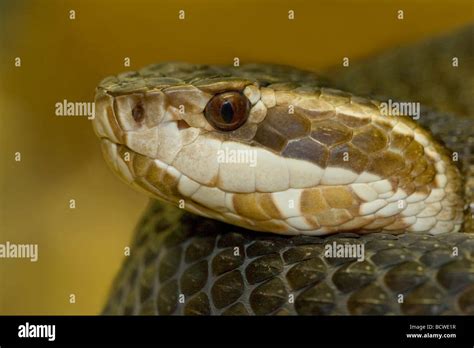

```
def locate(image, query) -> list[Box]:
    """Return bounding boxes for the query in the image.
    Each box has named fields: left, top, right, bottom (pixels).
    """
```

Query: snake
left=94, top=26, right=474, bottom=315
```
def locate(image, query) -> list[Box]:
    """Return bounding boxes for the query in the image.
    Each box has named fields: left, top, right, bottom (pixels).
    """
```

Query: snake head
left=93, top=63, right=463, bottom=236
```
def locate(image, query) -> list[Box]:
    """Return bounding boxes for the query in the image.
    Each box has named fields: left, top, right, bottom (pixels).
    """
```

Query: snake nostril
left=177, top=120, right=190, bottom=130
left=132, top=103, right=145, bottom=123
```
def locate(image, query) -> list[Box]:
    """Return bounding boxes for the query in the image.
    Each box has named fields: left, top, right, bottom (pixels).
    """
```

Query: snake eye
left=204, top=91, right=251, bottom=131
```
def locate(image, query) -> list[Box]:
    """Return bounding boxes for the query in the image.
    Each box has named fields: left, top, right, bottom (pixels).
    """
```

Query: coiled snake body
left=94, top=27, right=474, bottom=315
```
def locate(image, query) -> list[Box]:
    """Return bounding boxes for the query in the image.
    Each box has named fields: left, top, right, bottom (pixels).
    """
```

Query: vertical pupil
left=220, top=101, right=234, bottom=123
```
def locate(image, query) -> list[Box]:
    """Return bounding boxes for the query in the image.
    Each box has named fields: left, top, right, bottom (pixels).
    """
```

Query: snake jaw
left=93, top=63, right=464, bottom=236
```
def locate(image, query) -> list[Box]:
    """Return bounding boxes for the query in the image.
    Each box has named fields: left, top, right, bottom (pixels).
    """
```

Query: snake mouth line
left=98, top=134, right=463, bottom=236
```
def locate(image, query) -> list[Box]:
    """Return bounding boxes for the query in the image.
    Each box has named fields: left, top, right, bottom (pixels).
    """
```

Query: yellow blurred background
left=0, top=0, right=472, bottom=314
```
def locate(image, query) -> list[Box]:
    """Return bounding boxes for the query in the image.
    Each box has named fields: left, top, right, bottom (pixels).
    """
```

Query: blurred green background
left=0, top=0, right=473, bottom=314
